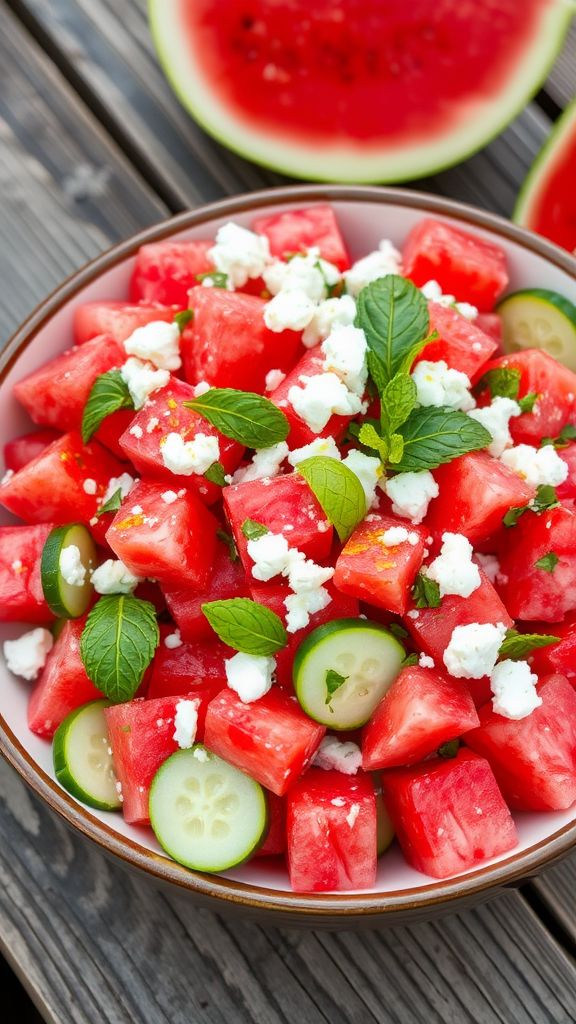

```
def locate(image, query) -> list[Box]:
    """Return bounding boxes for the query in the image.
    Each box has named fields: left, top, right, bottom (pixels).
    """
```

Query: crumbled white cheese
left=82, top=478, right=97, bottom=496
left=500, top=444, right=569, bottom=488
left=490, top=659, right=541, bottom=720
left=288, top=372, right=363, bottom=433
left=263, top=248, right=341, bottom=303
left=284, top=587, right=332, bottom=633
left=124, top=320, right=181, bottom=371
left=474, top=552, right=500, bottom=585
left=342, top=450, right=381, bottom=508
left=285, top=553, right=334, bottom=594
left=321, top=325, right=368, bottom=397
left=247, top=530, right=334, bottom=632
left=346, top=803, right=360, bottom=828
left=208, top=222, right=271, bottom=289
left=443, top=621, right=508, bottom=679
left=129, top=424, right=143, bottom=439
left=412, top=360, right=475, bottom=412
left=302, top=295, right=357, bottom=348
left=225, top=651, right=275, bottom=703
left=172, top=699, right=198, bottom=748
left=265, top=368, right=286, bottom=392
left=313, top=735, right=362, bottom=775
left=380, top=526, right=419, bottom=547
left=91, top=559, right=141, bottom=595
left=383, top=470, right=439, bottom=525
left=121, top=357, right=170, bottom=409
left=3, top=628, right=53, bottom=681
left=160, top=432, right=220, bottom=476
left=419, top=653, right=435, bottom=669
left=193, top=380, right=211, bottom=397
left=468, top=397, right=521, bottom=457
left=421, top=280, right=478, bottom=320
left=247, top=532, right=292, bottom=582
left=59, top=544, right=87, bottom=587
left=263, top=288, right=317, bottom=332
left=344, top=240, right=402, bottom=297
left=424, top=532, right=481, bottom=598
left=193, top=747, right=209, bottom=762
left=232, top=441, right=289, bottom=484
left=164, top=629, right=183, bottom=649
left=147, top=417, right=160, bottom=434
left=102, top=473, right=135, bottom=505
left=287, top=436, right=342, bottom=466
left=161, top=490, right=178, bottom=504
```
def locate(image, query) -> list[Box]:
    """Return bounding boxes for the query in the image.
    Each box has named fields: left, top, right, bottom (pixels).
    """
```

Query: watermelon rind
left=149, top=0, right=573, bottom=183
left=514, top=94, right=576, bottom=232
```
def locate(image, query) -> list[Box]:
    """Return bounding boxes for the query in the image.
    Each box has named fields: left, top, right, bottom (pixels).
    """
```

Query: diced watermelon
left=268, top=347, right=351, bottom=447
left=252, top=205, right=350, bottom=271
left=27, top=618, right=101, bottom=738
left=286, top=769, right=377, bottom=891
left=475, top=313, right=502, bottom=345
left=130, top=240, right=214, bottom=305
left=557, top=443, right=576, bottom=502
left=94, top=409, right=135, bottom=461
left=334, top=514, right=427, bottom=616
left=204, top=687, right=325, bottom=796
left=496, top=505, right=576, bottom=622
left=416, top=303, right=498, bottom=380
left=0, top=524, right=54, bottom=623
left=106, top=479, right=217, bottom=589
left=465, top=674, right=576, bottom=811
left=4, top=430, right=60, bottom=472
left=74, top=301, right=179, bottom=345
left=362, top=665, right=479, bottom=769
left=478, top=350, right=576, bottom=446
left=382, top=749, right=518, bottom=878
left=163, top=538, right=250, bottom=642
left=402, top=218, right=509, bottom=312
left=147, top=627, right=230, bottom=734
left=529, top=616, right=576, bottom=681
left=253, top=792, right=287, bottom=857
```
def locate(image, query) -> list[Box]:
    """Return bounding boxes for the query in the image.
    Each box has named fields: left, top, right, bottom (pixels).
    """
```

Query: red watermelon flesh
left=515, top=97, right=576, bottom=253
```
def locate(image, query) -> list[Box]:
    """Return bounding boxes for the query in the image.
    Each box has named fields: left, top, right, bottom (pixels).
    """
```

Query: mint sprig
left=82, top=370, right=134, bottom=443
left=541, top=423, right=576, bottom=449
left=202, top=597, right=287, bottom=655
left=196, top=271, right=228, bottom=289
left=325, top=669, right=348, bottom=705
left=241, top=519, right=269, bottom=541
left=80, top=595, right=159, bottom=702
left=498, top=629, right=560, bottom=660
left=204, top=461, right=227, bottom=486
left=534, top=552, right=559, bottom=573
left=174, top=310, right=194, bottom=333
left=475, top=366, right=538, bottom=414
left=355, top=275, right=429, bottom=388
left=216, top=527, right=239, bottom=562
left=296, top=456, right=367, bottom=543
left=96, top=488, right=123, bottom=518
left=411, top=573, right=441, bottom=609
left=394, top=407, right=492, bottom=472
left=185, top=388, right=289, bottom=448
left=504, top=484, right=560, bottom=527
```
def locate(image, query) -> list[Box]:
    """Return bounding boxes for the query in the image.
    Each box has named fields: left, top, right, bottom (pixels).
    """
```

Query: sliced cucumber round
left=41, top=523, right=97, bottom=618
left=497, top=289, right=576, bottom=371
left=293, top=618, right=405, bottom=730
left=53, top=700, right=121, bottom=811
left=149, top=746, right=268, bottom=872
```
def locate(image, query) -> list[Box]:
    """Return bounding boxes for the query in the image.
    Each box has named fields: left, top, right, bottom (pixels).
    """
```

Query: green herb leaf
left=366, top=351, right=387, bottom=395
left=196, top=271, right=229, bottom=289
left=388, top=623, right=409, bottom=641
left=80, top=595, right=159, bottom=702
left=541, top=423, right=576, bottom=448
left=174, top=309, right=194, bottom=333
left=411, top=573, right=441, bottom=609
left=438, top=739, right=460, bottom=759
left=96, top=488, right=123, bottom=518
left=216, top=527, right=239, bottom=562
left=184, top=388, right=289, bottom=448
left=201, top=597, right=287, bottom=655
left=534, top=552, right=559, bottom=573
left=504, top=484, right=560, bottom=527
left=394, top=407, right=492, bottom=472
left=325, top=669, right=348, bottom=705
left=355, top=275, right=429, bottom=387
left=518, top=392, right=539, bottom=414
left=241, top=518, right=269, bottom=541
left=388, top=433, right=405, bottom=464
left=397, top=333, right=438, bottom=376
left=296, top=456, right=367, bottom=543
left=204, top=461, right=227, bottom=486
left=476, top=367, right=521, bottom=401
left=358, top=423, right=388, bottom=462
left=401, top=653, right=419, bottom=667
left=499, top=629, right=560, bottom=660
left=380, top=372, right=417, bottom=436
left=81, top=370, right=134, bottom=444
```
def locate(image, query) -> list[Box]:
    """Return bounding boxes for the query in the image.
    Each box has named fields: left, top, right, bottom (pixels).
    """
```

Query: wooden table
left=0, top=3, right=575, bottom=1021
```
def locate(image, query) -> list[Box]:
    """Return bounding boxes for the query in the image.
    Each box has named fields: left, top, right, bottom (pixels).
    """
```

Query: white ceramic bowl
left=1, top=186, right=575, bottom=926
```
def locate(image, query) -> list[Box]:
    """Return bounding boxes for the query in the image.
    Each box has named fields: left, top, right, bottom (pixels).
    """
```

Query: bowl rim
left=1, top=183, right=575, bottom=918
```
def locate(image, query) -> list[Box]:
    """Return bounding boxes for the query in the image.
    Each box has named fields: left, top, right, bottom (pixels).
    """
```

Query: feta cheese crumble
left=161, top=490, right=178, bottom=504
left=263, top=248, right=341, bottom=303
left=443, top=621, right=508, bottom=679
left=247, top=530, right=334, bottom=633
left=246, top=532, right=292, bottom=582
left=343, top=239, right=402, bottom=298
left=287, top=436, right=342, bottom=467
left=381, top=526, right=419, bottom=547
left=419, top=653, right=435, bottom=669
left=3, top=628, right=53, bottom=681
left=120, top=357, right=170, bottom=409
left=342, top=450, right=381, bottom=508
left=313, top=735, right=362, bottom=775
left=421, top=280, right=478, bottom=320
left=102, top=472, right=135, bottom=505
left=225, top=651, right=275, bottom=703
left=160, top=432, right=220, bottom=476
left=490, top=659, right=541, bottom=720
left=59, top=544, right=87, bottom=587
left=264, top=288, right=317, bottom=332
left=123, top=320, right=181, bottom=371
left=302, top=295, right=357, bottom=348
left=346, top=803, right=360, bottom=828
left=264, top=368, right=286, bottom=392
left=500, top=444, right=568, bottom=488
left=232, top=441, right=289, bottom=484
left=82, top=478, right=97, bottom=496
left=411, top=360, right=475, bottom=412
left=383, top=470, right=439, bottom=525
left=321, top=325, right=368, bottom=397
left=424, top=532, right=481, bottom=598
left=288, top=372, right=363, bottom=433
left=91, top=559, right=141, bottom=595
left=208, top=222, right=271, bottom=289
left=172, top=699, right=198, bottom=749
left=468, top=396, right=521, bottom=458
left=164, top=629, right=183, bottom=649
left=192, top=380, right=210, bottom=397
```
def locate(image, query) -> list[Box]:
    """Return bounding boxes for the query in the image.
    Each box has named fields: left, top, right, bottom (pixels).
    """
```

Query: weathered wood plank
left=532, top=857, right=576, bottom=947
left=0, top=2, right=166, bottom=340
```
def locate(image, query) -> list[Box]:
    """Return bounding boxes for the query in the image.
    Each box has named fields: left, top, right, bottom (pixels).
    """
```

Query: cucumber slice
left=53, top=700, right=121, bottom=811
left=497, top=289, right=576, bottom=371
left=293, top=618, right=405, bottom=730
left=41, top=523, right=97, bottom=618
left=149, top=746, right=268, bottom=872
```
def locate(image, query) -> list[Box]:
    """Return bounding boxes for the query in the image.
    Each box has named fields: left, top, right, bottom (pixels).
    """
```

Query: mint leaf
left=411, top=573, right=441, bottom=609
left=185, top=388, right=289, bottom=448
left=80, top=595, right=159, bottom=702
left=358, top=423, right=388, bottom=461
left=296, top=456, right=367, bottom=543
left=196, top=271, right=228, bottom=289
left=476, top=367, right=521, bottom=401
left=401, top=653, right=419, bottom=667
left=388, top=623, right=409, bottom=641
left=518, top=392, right=539, bottom=414
left=96, top=488, right=123, bottom=518
left=381, top=372, right=417, bottom=436
left=394, top=407, right=492, bottom=472
left=174, top=309, right=194, bottom=333
left=241, top=518, right=269, bottom=541
left=397, top=332, right=439, bottom=376
left=204, top=461, right=227, bottom=486
left=81, top=370, right=134, bottom=443
left=541, top=423, right=576, bottom=449
left=388, top=433, right=405, bottom=464
left=367, top=351, right=387, bottom=394
left=534, top=552, right=559, bottom=573
left=201, top=597, right=287, bottom=655
left=356, top=275, right=429, bottom=387
left=438, top=739, right=460, bottom=759
left=216, top=527, right=239, bottom=562
left=498, top=629, right=560, bottom=660
left=325, top=669, right=348, bottom=705
left=504, top=484, right=560, bottom=527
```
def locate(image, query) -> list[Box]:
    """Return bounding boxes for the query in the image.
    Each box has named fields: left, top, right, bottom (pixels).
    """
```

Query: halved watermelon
left=515, top=95, right=576, bottom=253
left=149, top=1, right=572, bottom=182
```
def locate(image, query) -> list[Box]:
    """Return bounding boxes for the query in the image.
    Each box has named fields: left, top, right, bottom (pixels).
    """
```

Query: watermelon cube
left=28, top=618, right=101, bottom=738
left=334, top=513, right=427, bottom=616
left=74, top=301, right=178, bottom=345
left=4, top=429, right=60, bottom=472
left=417, top=303, right=498, bottom=381
left=130, top=240, right=214, bottom=305
left=252, top=205, right=350, bottom=271
left=0, top=524, right=54, bottom=624
left=163, top=538, right=250, bottom=642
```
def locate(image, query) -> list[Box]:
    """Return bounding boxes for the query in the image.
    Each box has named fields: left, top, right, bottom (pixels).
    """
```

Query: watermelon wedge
left=515, top=96, right=576, bottom=253
left=149, top=1, right=572, bottom=183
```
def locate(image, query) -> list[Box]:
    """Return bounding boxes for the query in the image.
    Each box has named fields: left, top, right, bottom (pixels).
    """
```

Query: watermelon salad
left=2, top=205, right=576, bottom=892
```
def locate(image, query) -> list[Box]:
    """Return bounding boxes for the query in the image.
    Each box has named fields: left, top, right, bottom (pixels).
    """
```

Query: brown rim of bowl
left=1, top=184, right=575, bottom=918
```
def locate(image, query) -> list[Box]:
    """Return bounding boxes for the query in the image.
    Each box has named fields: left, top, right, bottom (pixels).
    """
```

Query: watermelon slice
left=515, top=96, right=576, bottom=253
left=149, top=1, right=572, bottom=182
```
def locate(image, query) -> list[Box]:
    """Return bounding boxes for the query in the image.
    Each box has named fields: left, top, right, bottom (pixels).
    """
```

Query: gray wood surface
left=0, top=2, right=575, bottom=1022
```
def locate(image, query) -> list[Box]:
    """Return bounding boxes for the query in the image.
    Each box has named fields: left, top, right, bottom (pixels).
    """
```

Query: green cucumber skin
left=53, top=700, right=121, bottom=812
left=497, top=288, right=576, bottom=327
left=41, top=523, right=95, bottom=619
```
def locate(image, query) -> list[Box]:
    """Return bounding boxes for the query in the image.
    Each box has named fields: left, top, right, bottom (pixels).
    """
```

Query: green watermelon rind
left=149, top=0, right=573, bottom=184
left=514, top=94, right=576, bottom=230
